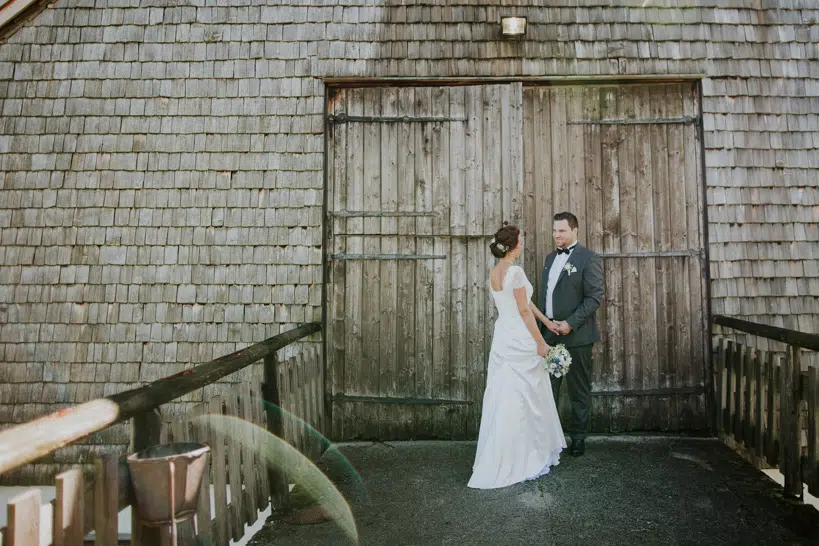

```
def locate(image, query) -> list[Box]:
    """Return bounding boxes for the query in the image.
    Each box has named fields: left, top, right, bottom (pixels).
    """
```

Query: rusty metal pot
left=126, top=442, right=210, bottom=527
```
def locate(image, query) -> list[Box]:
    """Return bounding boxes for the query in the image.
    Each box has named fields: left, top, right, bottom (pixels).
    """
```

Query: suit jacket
left=540, top=244, right=604, bottom=348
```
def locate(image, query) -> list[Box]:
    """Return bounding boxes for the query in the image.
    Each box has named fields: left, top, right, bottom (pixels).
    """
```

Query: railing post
left=263, top=353, right=289, bottom=510
left=130, top=408, right=164, bottom=546
left=782, top=345, right=804, bottom=501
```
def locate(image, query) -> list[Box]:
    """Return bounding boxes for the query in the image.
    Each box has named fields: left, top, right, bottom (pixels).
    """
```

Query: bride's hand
left=537, top=342, right=550, bottom=358
left=546, top=320, right=561, bottom=335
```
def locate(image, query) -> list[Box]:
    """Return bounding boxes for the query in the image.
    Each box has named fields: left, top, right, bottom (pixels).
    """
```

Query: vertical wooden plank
left=130, top=409, right=163, bottom=546
left=667, top=85, right=690, bottom=431
left=778, top=354, right=786, bottom=469
left=808, top=365, right=819, bottom=496
left=94, top=453, right=118, bottom=546
left=633, top=86, right=659, bottom=429
left=759, top=350, right=771, bottom=462
left=499, top=83, right=513, bottom=224
left=724, top=341, right=734, bottom=435
left=550, top=87, right=569, bottom=214
left=249, top=383, right=270, bottom=510
left=262, top=354, right=284, bottom=508
left=617, top=86, right=639, bottom=431
left=535, top=88, right=553, bottom=303
left=764, top=350, right=775, bottom=465
left=288, top=357, right=300, bottom=450
left=306, top=349, right=319, bottom=455
left=415, top=87, right=435, bottom=438
left=466, top=85, right=486, bottom=439
left=224, top=391, right=245, bottom=542
left=581, top=87, right=608, bottom=431
left=361, top=88, right=382, bottom=440
left=344, top=88, right=366, bottom=439
left=431, top=86, right=452, bottom=438
left=743, top=347, right=753, bottom=448
left=714, top=338, right=725, bottom=435
left=522, top=88, right=538, bottom=283
left=782, top=346, right=803, bottom=499
left=6, top=489, right=40, bottom=546
left=395, top=86, right=417, bottom=439
left=55, top=469, right=84, bottom=546
left=650, top=85, right=673, bottom=429
left=567, top=87, right=587, bottom=244
left=328, top=89, right=348, bottom=440
left=298, top=354, right=309, bottom=452
left=733, top=342, right=744, bottom=440
left=683, top=82, right=706, bottom=409
left=508, top=83, right=525, bottom=224
left=379, top=87, right=399, bottom=440
left=314, top=347, right=326, bottom=457
left=449, top=86, right=468, bottom=439
left=239, top=382, right=259, bottom=521
left=208, top=395, right=229, bottom=546
left=754, top=350, right=764, bottom=461
left=280, top=359, right=292, bottom=445
left=600, top=86, right=623, bottom=429
left=188, top=402, right=214, bottom=544
left=771, top=354, right=782, bottom=467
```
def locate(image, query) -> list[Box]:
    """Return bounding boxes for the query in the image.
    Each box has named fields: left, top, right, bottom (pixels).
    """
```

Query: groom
left=541, top=212, right=604, bottom=457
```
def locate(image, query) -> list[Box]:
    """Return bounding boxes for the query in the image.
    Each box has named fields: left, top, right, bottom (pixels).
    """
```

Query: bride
left=467, top=222, right=566, bottom=489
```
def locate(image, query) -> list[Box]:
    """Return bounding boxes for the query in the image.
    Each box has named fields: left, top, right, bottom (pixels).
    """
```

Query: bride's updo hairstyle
left=489, top=222, right=520, bottom=259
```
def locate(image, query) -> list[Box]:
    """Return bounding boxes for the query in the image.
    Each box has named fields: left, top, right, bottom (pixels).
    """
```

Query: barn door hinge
left=327, top=113, right=467, bottom=125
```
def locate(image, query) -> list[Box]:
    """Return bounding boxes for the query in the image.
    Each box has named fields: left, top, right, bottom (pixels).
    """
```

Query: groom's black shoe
left=570, top=439, right=585, bottom=457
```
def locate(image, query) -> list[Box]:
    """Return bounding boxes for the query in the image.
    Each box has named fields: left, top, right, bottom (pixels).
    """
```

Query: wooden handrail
left=0, top=322, right=321, bottom=475
left=713, top=315, right=819, bottom=352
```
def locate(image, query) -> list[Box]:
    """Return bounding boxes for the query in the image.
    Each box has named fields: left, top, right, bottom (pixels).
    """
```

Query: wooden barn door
left=326, top=84, right=523, bottom=440
left=523, top=82, right=708, bottom=431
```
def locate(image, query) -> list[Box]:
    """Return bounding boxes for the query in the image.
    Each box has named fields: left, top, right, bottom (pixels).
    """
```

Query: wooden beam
left=713, top=315, right=819, bottom=352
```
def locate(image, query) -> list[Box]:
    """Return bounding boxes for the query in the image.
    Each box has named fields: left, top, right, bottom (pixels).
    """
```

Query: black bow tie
left=557, top=247, right=572, bottom=255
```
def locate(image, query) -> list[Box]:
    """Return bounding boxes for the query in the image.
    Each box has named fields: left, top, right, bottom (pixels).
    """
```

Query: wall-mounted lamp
left=500, top=16, right=527, bottom=38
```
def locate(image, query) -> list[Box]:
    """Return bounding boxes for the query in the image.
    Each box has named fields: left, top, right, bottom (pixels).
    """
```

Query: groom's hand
left=556, top=321, right=572, bottom=335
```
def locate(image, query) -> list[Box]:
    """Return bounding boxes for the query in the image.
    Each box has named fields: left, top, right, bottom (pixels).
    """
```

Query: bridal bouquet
left=543, top=344, right=572, bottom=378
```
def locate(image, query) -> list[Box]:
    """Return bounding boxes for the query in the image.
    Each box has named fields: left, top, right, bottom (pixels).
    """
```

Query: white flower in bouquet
left=543, top=344, right=572, bottom=378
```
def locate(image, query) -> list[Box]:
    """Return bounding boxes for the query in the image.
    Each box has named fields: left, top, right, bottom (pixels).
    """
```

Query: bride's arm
left=529, top=302, right=554, bottom=328
left=514, top=287, right=549, bottom=356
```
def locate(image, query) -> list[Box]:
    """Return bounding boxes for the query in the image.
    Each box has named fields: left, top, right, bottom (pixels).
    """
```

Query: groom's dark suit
left=541, top=243, right=604, bottom=441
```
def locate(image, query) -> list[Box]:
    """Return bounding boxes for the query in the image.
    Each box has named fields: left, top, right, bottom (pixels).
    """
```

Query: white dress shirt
left=545, top=243, right=577, bottom=319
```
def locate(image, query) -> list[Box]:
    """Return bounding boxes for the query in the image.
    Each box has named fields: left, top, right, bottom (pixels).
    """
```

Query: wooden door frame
left=320, top=77, right=712, bottom=437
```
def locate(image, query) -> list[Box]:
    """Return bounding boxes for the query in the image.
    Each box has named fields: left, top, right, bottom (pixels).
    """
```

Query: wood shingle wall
left=0, top=0, right=817, bottom=480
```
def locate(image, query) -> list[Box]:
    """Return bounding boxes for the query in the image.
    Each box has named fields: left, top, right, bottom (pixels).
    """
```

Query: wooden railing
left=712, top=315, right=819, bottom=501
left=0, top=322, right=323, bottom=546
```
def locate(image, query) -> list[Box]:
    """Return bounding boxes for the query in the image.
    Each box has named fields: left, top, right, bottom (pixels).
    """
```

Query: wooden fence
left=712, top=315, right=819, bottom=501
left=0, top=323, right=324, bottom=546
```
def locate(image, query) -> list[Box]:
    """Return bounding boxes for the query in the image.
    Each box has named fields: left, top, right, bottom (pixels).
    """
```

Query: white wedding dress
left=467, top=265, right=566, bottom=489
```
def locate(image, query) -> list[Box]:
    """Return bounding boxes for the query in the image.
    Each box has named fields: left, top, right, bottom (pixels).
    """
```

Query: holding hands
left=554, top=320, right=572, bottom=335
left=544, top=318, right=572, bottom=336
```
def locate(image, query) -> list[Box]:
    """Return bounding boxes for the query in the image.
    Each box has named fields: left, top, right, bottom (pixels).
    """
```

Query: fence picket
left=54, top=469, right=84, bottom=546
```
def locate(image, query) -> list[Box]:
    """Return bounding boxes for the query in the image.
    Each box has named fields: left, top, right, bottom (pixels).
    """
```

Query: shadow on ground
left=249, top=437, right=819, bottom=545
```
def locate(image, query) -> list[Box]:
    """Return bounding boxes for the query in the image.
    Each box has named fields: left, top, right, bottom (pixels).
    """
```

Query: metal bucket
left=126, top=442, right=210, bottom=527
